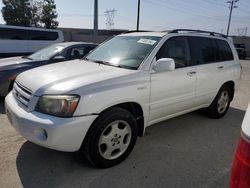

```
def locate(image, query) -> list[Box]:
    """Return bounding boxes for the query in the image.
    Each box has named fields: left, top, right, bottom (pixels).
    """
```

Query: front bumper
left=5, top=92, right=97, bottom=152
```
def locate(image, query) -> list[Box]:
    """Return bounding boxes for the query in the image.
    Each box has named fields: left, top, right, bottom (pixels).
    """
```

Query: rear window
left=189, top=37, right=234, bottom=65
left=215, top=39, right=234, bottom=61
left=189, top=37, right=215, bottom=65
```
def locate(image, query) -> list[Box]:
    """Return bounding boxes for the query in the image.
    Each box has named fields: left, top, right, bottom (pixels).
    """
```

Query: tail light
left=230, top=133, right=250, bottom=188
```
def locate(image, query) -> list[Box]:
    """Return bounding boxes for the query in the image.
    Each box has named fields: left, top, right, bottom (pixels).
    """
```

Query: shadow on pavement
left=0, top=98, right=5, bottom=114
left=16, top=107, right=245, bottom=188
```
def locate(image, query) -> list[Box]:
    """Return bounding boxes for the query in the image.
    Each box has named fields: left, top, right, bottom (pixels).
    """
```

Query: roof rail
left=123, top=30, right=154, bottom=34
left=168, top=29, right=227, bottom=38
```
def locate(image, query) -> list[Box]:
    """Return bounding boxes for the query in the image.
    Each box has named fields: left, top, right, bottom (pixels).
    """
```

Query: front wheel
left=206, top=85, right=232, bottom=118
left=82, top=107, right=138, bottom=168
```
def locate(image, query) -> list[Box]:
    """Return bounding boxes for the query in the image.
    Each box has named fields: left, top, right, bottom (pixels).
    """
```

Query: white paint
left=5, top=31, right=241, bottom=152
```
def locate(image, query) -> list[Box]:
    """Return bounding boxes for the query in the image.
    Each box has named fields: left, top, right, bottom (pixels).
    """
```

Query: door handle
left=217, top=66, right=224, bottom=70
left=187, top=71, right=196, bottom=77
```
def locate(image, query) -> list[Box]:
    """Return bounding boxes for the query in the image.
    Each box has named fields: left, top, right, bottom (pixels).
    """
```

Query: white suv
left=5, top=29, right=241, bottom=168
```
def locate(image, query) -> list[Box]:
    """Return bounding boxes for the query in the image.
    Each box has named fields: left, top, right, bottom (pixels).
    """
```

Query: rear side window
left=0, top=28, right=58, bottom=41
left=156, top=37, right=191, bottom=68
left=28, top=30, right=58, bottom=41
left=189, top=37, right=215, bottom=65
left=215, top=39, right=234, bottom=61
left=0, top=28, right=27, bottom=40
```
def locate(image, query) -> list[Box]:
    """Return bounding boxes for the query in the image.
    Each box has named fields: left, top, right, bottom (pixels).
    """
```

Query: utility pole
left=137, top=0, right=140, bottom=31
left=94, top=0, right=98, bottom=36
left=226, top=0, right=239, bottom=36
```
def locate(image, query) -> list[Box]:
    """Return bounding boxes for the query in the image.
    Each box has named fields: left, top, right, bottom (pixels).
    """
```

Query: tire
left=206, top=85, right=232, bottom=118
left=82, top=107, right=138, bottom=168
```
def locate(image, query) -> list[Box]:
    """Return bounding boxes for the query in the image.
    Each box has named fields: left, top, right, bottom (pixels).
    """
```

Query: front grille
left=13, top=82, right=32, bottom=107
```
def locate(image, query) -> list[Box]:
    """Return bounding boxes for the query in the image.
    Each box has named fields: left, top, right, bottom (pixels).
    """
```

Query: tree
left=29, top=0, right=43, bottom=27
left=1, top=0, right=32, bottom=26
left=40, top=0, right=58, bottom=29
left=1, top=0, right=59, bottom=29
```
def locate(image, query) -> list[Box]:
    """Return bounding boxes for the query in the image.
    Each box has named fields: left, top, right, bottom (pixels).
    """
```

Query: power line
left=163, top=0, right=227, bottom=16
left=239, top=1, right=250, bottom=9
left=236, top=8, right=250, bottom=15
left=202, top=0, right=227, bottom=8
left=116, top=14, right=165, bottom=30
left=144, top=0, right=225, bottom=21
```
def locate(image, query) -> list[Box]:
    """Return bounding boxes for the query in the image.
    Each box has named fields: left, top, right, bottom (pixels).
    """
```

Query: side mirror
left=153, top=58, right=175, bottom=73
left=52, top=56, right=66, bottom=62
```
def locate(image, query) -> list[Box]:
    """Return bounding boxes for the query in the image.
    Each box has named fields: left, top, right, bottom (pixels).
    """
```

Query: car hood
left=0, top=56, right=32, bottom=68
left=16, top=60, right=136, bottom=96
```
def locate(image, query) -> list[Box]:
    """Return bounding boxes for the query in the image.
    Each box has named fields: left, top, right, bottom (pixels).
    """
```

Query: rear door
left=189, top=36, right=225, bottom=107
left=214, top=39, right=235, bottom=87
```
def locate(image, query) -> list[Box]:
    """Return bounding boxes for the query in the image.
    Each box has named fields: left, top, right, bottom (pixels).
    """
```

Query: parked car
left=0, top=42, right=97, bottom=96
left=0, top=24, right=64, bottom=58
left=230, top=102, right=250, bottom=188
left=234, top=43, right=246, bottom=60
left=5, top=29, right=241, bottom=168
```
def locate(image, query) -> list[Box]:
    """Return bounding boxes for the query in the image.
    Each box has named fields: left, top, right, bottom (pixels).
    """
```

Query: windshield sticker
left=137, top=39, right=157, bottom=45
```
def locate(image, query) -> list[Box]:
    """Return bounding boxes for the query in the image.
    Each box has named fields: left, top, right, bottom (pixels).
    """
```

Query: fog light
left=34, top=128, right=48, bottom=141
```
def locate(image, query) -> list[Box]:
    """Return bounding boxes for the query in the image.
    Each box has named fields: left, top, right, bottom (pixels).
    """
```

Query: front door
left=149, top=36, right=197, bottom=124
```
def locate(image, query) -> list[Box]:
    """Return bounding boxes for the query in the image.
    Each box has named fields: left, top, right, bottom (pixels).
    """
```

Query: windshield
left=28, top=45, right=64, bottom=60
left=86, top=36, right=161, bottom=69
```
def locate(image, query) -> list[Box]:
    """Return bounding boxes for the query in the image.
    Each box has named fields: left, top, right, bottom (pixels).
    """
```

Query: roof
left=0, top=24, right=61, bottom=32
left=119, top=29, right=228, bottom=40
left=120, top=31, right=167, bottom=37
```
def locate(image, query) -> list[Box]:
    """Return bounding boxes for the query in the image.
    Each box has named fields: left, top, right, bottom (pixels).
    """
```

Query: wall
left=59, top=28, right=250, bottom=58
left=59, top=28, right=128, bottom=44
left=232, top=36, right=250, bottom=57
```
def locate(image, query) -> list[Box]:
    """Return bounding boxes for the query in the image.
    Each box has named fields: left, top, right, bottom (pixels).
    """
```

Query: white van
left=0, top=25, right=64, bottom=57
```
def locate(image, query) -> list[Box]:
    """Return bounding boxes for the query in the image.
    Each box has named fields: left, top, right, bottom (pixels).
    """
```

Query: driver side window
left=156, top=37, right=190, bottom=68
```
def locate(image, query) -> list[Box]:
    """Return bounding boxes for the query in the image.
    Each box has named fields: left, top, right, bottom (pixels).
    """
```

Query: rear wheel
left=82, top=107, right=138, bottom=168
left=206, top=85, right=232, bottom=118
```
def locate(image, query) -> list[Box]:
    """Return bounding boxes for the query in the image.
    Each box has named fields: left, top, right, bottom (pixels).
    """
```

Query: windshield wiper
left=22, top=56, right=33, bottom=60
left=89, top=60, right=136, bottom=70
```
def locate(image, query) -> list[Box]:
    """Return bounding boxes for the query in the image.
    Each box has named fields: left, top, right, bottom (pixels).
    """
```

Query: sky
left=0, top=0, right=249, bottom=36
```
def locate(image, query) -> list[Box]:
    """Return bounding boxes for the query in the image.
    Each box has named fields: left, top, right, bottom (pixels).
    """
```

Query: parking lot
left=0, top=60, right=249, bottom=188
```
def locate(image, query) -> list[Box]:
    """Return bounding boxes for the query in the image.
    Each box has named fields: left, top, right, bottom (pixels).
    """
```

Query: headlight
left=35, top=95, right=80, bottom=117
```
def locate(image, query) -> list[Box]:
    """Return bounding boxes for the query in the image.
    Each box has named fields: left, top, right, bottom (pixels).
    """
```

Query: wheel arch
left=222, top=80, right=235, bottom=101
left=85, top=102, right=145, bottom=140
left=112, top=102, right=144, bottom=137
